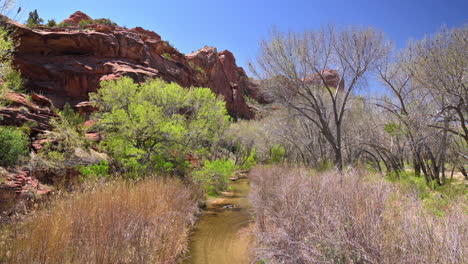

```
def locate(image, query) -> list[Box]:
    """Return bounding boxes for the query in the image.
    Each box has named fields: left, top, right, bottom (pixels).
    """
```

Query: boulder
left=0, top=169, right=52, bottom=212
left=75, top=101, right=97, bottom=117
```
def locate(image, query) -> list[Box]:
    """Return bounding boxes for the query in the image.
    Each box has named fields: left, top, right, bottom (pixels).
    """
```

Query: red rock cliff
left=4, top=12, right=262, bottom=119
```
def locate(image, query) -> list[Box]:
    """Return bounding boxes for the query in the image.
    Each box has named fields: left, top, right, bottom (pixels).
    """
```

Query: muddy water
left=181, top=178, right=252, bottom=264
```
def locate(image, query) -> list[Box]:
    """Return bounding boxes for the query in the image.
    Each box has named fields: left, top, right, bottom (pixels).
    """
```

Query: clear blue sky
left=7, top=0, right=468, bottom=90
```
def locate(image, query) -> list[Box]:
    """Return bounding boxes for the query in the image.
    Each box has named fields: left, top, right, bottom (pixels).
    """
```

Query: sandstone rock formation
left=0, top=92, right=57, bottom=135
left=0, top=169, right=52, bottom=212
left=304, top=69, right=345, bottom=91
left=4, top=12, right=264, bottom=119
left=61, top=11, right=92, bottom=26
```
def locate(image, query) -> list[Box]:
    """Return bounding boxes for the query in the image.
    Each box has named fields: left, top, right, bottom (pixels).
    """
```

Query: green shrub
left=161, top=53, right=172, bottom=60
left=57, top=22, right=71, bottom=28
left=46, top=19, right=57, bottom=27
left=192, top=159, right=235, bottom=195
left=78, top=19, right=93, bottom=28
left=79, top=160, right=110, bottom=180
left=3, top=68, right=24, bottom=92
left=60, top=103, right=85, bottom=128
left=269, top=144, right=285, bottom=164
left=189, top=61, right=205, bottom=74
left=93, top=18, right=118, bottom=26
left=0, top=126, right=30, bottom=166
left=240, top=148, right=257, bottom=171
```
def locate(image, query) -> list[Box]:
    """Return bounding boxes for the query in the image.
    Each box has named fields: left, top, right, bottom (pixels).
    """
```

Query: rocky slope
left=3, top=11, right=266, bottom=119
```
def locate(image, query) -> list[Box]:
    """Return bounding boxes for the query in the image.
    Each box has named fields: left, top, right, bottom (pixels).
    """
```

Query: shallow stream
left=181, top=178, right=252, bottom=264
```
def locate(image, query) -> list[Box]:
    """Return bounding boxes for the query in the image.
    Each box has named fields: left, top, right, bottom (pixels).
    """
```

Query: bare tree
left=251, top=26, right=390, bottom=170
left=406, top=25, right=468, bottom=144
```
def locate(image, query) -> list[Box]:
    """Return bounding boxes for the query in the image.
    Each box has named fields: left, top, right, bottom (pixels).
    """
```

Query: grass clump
left=1, top=177, right=202, bottom=263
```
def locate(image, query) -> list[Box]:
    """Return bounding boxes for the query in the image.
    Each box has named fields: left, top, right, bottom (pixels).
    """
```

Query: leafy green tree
left=0, top=126, right=30, bottom=166
left=90, top=77, right=230, bottom=175
left=26, top=9, right=43, bottom=27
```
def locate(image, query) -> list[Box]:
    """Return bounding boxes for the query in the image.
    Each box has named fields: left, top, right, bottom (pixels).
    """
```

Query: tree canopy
left=90, top=77, right=230, bottom=174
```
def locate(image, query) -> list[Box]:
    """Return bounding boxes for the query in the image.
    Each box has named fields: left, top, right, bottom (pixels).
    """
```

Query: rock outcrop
left=4, top=12, right=263, bottom=119
left=0, top=92, right=57, bottom=135
left=0, top=169, right=52, bottom=212
left=304, top=69, right=345, bottom=91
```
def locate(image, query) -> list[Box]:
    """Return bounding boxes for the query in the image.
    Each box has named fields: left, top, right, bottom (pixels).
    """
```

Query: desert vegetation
left=0, top=177, right=202, bottom=263
left=249, top=166, right=466, bottom=264
left=241, top=24, right=467, bottom=263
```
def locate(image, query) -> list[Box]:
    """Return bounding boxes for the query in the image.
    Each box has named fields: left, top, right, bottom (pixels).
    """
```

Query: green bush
left=161, top=53, right=172, bottom=60
left=3, top=68, right=24, bottom=92
left=79, top=160, right=110, bottom=180
left=240, top=148, right=257, bottom=171
left=60, top=103, right=85, bottom=128
left=90, top=77, right=230, bottom=175
left=0, top=126, right=30, bottom=166
left=269, top=144, right=285, bottom=164
left=57, top=22, right=71, bottom=28
left=192, top=159, right=235, bottom=195
left=46, top=19, right=57, bottom=27
left=93, top=18, right=118, bottom=26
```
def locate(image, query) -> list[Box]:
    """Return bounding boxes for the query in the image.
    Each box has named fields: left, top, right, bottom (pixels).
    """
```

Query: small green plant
left=46, top=19, right=57, bottom=27
left=240, top=148, right=257, bottom=171
left=79, top=160, right=110, bottom=180
left=93, top=18, right=118, bottom=26
left=57, top=22, right=71, bottom=28
left=192, top=159, right=235, bottom=195
left=79, top=19, right=93, bottom=29
left=0, top=126, right=30, bottom=166
left=161, top=53, right=172, bottom=60
left=269, top=144, right=285, bottom=164
left=188, top=61, right=205, bottom=74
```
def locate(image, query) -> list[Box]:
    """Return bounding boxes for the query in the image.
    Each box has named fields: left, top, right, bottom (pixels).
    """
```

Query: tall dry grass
left=1, top=176, right=202, bottom=264
left=249, top=166, right=467, bottom=264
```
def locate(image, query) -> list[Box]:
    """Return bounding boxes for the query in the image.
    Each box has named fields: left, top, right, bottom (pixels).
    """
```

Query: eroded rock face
left=0, top=92, right=57, bottom=135
left=0, top=169, right=52, bottom=212
left=4, top=12, right=261, bottom=119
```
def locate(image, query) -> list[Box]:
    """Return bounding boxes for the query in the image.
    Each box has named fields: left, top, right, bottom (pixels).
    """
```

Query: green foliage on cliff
left=90, top=77, right=230, bottom=176
left=0, top=27, right=22, bottom=96
left=0, top=126, right=30, bottom=166
left=26, top=9, right=43, bottom=27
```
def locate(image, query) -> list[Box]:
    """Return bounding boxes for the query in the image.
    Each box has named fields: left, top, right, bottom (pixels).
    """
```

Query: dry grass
left=249, top=166, right=467, bottom=264
left=0, top=176, right=202, bottom=264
